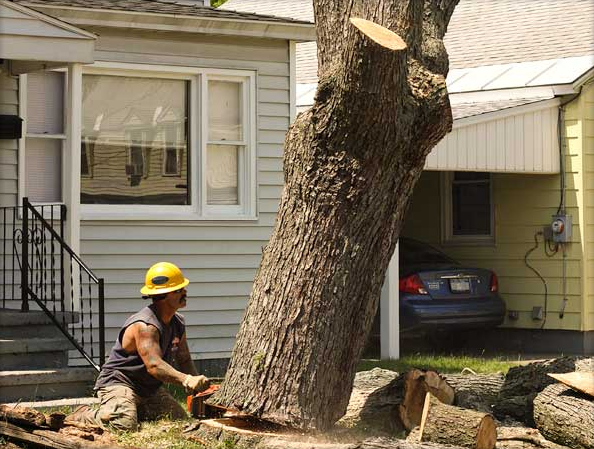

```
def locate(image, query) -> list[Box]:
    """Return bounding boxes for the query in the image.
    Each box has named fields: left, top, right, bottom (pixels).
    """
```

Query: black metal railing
left=1, top=197, right=105, bottom=371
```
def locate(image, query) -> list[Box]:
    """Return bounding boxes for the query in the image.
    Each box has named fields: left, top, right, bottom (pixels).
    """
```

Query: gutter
left=19, top=3, right=316, bottom=42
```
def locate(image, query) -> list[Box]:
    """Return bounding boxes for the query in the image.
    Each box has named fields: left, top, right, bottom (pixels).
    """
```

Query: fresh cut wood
left=418, top=393, right=497, bottom=449
left=547, top=372, right=594, bottom=397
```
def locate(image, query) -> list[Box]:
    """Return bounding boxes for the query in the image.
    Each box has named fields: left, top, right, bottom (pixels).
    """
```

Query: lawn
left=108, top=353, right=516, bottom=449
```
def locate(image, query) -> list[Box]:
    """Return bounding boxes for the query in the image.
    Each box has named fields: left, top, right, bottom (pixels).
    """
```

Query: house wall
left=402, top=104, right=586, bottom=331
left=578, top=81, right=594, bottom=332
left=0, top=71, right=19, bottom=207
left=79, top=29, right=290, bottom=363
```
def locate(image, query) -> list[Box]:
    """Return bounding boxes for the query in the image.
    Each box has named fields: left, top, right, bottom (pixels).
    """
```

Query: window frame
left=441, top=171, right=495, bottom=245
left=78, top=63, right=257, bottom=221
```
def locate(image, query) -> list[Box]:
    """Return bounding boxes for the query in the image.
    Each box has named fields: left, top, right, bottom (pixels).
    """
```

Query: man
left=71, top=262, right=210, bottom=431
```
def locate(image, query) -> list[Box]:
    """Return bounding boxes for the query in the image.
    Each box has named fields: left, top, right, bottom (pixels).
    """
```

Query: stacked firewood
left=0, top=404, right=124, bottom=449
left=342, top=356, right=594, bottom=449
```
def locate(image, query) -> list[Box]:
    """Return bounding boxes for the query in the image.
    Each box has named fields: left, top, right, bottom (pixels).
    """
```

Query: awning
left=0, top=0, right=95, bottom=74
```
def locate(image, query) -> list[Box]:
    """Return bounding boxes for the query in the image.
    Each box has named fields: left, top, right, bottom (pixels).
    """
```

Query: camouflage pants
left=76, top=384, right=187, bottom=431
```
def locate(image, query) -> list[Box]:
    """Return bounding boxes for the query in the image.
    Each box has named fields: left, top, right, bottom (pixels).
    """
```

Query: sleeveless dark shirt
left=95, top=304, right=185, bottom=397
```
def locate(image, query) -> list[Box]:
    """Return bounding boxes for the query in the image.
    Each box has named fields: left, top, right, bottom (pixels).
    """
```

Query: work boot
left=65, top=405, right=91, bottom=423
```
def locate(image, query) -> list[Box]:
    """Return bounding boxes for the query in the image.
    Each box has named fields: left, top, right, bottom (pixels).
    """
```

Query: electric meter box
left=551, top=214, right=572, bottom=243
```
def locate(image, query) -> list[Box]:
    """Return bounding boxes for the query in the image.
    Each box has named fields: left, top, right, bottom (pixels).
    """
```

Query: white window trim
left=441, top=171, right=495, bottom=245
left=18, top=70, right=68, bottom=217
left=78, top=62, right=258, bottom=221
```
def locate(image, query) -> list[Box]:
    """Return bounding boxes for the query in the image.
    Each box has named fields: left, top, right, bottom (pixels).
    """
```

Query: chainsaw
left=186, top=384, right=227, bottom=419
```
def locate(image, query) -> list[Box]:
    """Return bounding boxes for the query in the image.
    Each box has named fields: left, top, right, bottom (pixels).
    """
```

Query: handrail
left=2, top=197, right=107, bottom=369
left=25, top=199, right=100, bottom=283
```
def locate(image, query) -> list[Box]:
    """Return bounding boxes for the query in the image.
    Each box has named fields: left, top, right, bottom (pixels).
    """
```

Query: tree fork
left=210, top=0, right=459, bottom=430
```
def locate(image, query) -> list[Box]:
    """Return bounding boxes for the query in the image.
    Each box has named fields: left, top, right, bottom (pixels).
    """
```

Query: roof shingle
left=14, top=0, right=313, bottom=25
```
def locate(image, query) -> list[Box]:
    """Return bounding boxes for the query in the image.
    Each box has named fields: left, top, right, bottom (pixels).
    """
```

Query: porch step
left=0, top=337, right=73, bottom=369
left=0, top=307, right=79, bottom=338
left=0, top=367, right=97, bottom=403
left=4, top=396, right=99, bottom=410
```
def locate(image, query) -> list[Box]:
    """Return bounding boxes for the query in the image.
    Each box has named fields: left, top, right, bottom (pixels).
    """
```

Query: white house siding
left=79, top=29, right=289, bottom=362
left=425, top=104, right=560, bottom=173
left=0, top=72, right=19, bottom=208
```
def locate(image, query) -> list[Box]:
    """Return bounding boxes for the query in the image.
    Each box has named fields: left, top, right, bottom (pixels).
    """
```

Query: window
left=23, top=71, right=65, bottom=203
left=81, top=67, right=256, bottom=218
left=443, top=171, right=493, bottom=243
left=81, top=74, right=189, bottom=206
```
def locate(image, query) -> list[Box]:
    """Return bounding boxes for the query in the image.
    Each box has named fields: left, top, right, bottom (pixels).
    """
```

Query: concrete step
left=0, top=337, right=74, bottom=369
left=0, top=367, right=97, bottom=403
left=0, top=308, right=79, bottom=327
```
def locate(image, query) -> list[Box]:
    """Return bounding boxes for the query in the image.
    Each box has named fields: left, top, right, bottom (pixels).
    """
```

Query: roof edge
left=20, top=3, right=316, bottom=41
left=452, top=97, right=561, bottom=129
left=1, top=0, right=96, bottom=39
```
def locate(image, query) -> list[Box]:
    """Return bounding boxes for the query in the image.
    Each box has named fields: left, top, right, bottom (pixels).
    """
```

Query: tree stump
left=493, top=356, right=593, bottom=425
left=443, top=373, right=504, bottom=413
left=533, top=383, right=594, bottom=449
left=418, top=393, right=497, bottom=449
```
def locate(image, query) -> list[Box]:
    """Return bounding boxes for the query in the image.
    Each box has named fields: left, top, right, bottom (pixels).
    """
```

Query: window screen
left=26, top=72, right=64, bottom=135
left=25, top=138, right=62, bottom=202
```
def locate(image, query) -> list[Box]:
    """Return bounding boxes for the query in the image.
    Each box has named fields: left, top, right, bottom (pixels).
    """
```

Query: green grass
left=357, top=353, right=518, bottom=374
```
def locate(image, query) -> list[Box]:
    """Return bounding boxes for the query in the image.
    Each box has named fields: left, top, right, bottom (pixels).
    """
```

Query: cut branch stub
left=350, top=17, right=407, bottom=51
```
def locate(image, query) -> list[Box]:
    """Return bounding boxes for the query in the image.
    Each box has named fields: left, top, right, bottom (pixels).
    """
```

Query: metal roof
left=13, top=0, right=313, bottom=25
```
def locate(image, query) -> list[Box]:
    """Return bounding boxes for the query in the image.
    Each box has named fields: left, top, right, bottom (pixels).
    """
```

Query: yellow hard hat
left=140, top=262, right=189, bottom=296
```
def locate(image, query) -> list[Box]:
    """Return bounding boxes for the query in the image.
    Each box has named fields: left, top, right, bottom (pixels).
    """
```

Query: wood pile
left=190, top=356, right=593, bottom=449
left=0, top=404, right=124, bottom=449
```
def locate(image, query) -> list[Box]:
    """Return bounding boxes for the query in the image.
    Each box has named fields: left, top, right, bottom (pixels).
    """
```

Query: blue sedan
left=398, top=238, right=506, bottom=333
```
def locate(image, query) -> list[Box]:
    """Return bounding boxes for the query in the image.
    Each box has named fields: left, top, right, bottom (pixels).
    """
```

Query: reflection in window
left=81, top=136, right=94, bottom=177
left=80, top=74, right=188, bottom=205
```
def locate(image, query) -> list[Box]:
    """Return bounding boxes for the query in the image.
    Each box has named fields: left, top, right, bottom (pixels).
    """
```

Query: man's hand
left=183, top=375, right=210, bottom=393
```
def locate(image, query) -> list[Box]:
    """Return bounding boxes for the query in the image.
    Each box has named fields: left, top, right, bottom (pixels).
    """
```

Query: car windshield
left=399, top=238, right=458, bottom=266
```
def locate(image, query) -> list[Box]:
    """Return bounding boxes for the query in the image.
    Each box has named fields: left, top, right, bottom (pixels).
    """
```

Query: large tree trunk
left=443, top=373, right=505, bottom=413
left=210, top=0, right=458, bottom=430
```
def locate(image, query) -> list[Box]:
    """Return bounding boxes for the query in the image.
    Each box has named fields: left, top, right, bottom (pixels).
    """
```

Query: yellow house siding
left=0, top=72, right=19, bottom=207
left=403, top=147, right=584, bottom=331
left=581, top=82, right=594, bottom=331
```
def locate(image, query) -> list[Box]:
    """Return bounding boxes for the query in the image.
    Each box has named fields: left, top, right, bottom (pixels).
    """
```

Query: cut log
left=547, top=372, right=594, bottom=397
left=336, top=367, right=401, bottom=433
left=496, top=426, right=572, bottom=449
left=444, top=373, right=504, bottom=413
left=0, top=420, right=122, bottom=449
left=493, top=356, right=593, bottom=426
left=419, top=393, right=497, bottom=449
left=335, top=368, right=454, bottom=434
left=533, top=383, right=594, bottom=449
left=397, top=369, right=455, bottom=431
left=0, top=404, right=47, bottom=428
left=190, top=418, right=467, bottom=449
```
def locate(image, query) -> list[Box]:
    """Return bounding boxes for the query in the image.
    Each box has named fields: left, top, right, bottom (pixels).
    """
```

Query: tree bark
left=0, top=404, right=47, bottom=428
left=533, top=383, right=594, bottom=449
left=210, top=0, right=459, bottom=431
left=493, top=356, right=593, bottom=426
left=418, top=394, right=497, bottom=449
left=443, top=373, right=504, bottom=413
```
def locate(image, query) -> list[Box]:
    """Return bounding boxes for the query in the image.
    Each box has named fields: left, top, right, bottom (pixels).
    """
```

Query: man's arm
left=176, top=334, right=199, bottom=376
left=135, top=322, right=187, bottom=385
